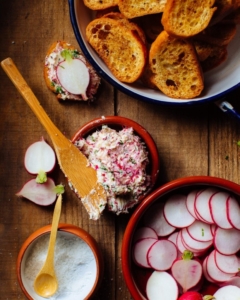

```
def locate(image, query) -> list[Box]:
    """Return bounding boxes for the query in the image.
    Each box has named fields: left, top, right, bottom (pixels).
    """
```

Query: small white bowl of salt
left=17, top=224, right=103, bottom=300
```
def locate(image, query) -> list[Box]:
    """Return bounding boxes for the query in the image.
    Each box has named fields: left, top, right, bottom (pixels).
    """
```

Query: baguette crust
left=162, top=0, right=217, bottom=37
left=118, top=0, right=167, bottom=18
left=149, top=31, right=204, bottom=99
left=86, top=18, right=147, bottom=83
left=83, top=0, right=118, bottom=10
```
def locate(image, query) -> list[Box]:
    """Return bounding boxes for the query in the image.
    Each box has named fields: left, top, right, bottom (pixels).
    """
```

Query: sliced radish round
left=202, top=256, right=217, bottom=283
left=220, top=276, right=240, bottom=288
left=214, top=250, right=239, bottom=274
left=164, top=194, right=195, bottom=228
left=147, top=240, right=177, bottom=271
left=146, top=271, right=178, bottom=300
left=206, top=250, right=236, bottom=282
left=227, top=195, right=240, bottom=230
left=168, top=231, right=179, bottom=245
left=181, top=228, right=212, bottom=252
left=186, top=189, right=201, bottom=219
left=132, top=238, right=157, bottom=268
left=213, top=285, right=240, bottom=299
left=176, top=230, right=188, bottom=254
left=143, top=203, right=176, bottom=237
left=171, top=255, right=203, bottom=292
left=133, top=226, right=158, bottom=243
left=186, top=220, right=213, bottom=242
left=194, top=187, right=219, bottom=224
left=24, top=138, right=56, bottom=175
left=214, top=227, right=240, bottom=255
left=209, top=191, right=233, bottom=229
left=16, top=178, right=63, bottom=206
left=56, top=58, right=90, bottom=96
left=210, top=224, right=217, bottom=236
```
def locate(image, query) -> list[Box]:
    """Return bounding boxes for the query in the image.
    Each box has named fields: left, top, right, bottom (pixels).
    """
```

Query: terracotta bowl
left=121, top=176, right=240, bottom=300
left=17, top=224, right=104, bottom=300
left=71, top=115, right=160, bottom=208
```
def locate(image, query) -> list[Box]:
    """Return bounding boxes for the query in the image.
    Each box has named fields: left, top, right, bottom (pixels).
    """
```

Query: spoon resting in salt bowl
left=34, top=194, right=62, bottom=297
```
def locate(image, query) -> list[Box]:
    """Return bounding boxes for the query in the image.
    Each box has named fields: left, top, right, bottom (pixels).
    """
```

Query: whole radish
left=178, top=291, right=203, bottom=300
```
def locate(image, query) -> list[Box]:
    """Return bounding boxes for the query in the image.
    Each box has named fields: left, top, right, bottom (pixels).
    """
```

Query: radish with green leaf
left=16, top=178, right=64, bottom=206
left=24, top=137, right=56, bottom=183
left=171, top=250, right=203, bottom=293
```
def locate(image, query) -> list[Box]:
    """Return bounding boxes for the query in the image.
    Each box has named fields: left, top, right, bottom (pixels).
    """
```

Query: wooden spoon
left=1, top=58, right=106, bottom=220
left=34, top=194, right=62, bottom=297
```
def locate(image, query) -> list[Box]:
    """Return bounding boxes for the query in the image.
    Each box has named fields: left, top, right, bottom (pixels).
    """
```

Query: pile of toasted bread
left=84, top=0, right=240, bottom=99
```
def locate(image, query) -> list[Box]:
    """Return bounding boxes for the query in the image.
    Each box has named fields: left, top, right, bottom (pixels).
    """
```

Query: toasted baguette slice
left=83, top=0, right=118, bottom=10
left=86, top=18, right=147, bottom=83
left=44, top=41, right=100, bottom=101
left=149, top=31, right=204, bottom=99
left=162, top=0, right=217, bottom=37
left=210, top=0, right=235, bottom=25
left=193, top=40, right=228, bottom=71
left=118, top=0, right=167, bottom=18
left=194, top=22, right=237, bottom=46
left=102, top=12, right=146, bottom=43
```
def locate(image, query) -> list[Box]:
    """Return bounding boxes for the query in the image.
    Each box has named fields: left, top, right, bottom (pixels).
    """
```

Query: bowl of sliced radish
left=121, top=176, right=240, bottom=300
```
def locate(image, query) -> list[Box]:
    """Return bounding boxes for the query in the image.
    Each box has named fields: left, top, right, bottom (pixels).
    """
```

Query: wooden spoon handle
left=43, top=194, right=62, bottom=274
left=1, top=58, right=64, bottom=143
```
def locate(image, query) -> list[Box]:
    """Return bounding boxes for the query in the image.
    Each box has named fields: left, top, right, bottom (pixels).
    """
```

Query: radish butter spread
left=75, top=125, right=151, bottom=214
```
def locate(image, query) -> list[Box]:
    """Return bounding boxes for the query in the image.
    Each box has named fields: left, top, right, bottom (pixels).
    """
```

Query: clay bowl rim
left=17, top=223, right=104, bottom=300
left=121, top=175, right=240, bottom=300
left=71, top=115, right=160, bottom=199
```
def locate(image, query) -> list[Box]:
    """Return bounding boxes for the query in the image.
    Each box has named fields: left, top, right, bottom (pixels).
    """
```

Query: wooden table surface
left=0, top=0, right=240, bottom=299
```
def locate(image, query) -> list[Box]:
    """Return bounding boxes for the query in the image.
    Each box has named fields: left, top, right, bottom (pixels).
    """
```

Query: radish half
left=146, top=271, right=178, bottom=300
left=16, top=178, right=64, bottom=206
left=24, top=138, right=56, bottom=183
left=56, top=58, right=90, bottom=97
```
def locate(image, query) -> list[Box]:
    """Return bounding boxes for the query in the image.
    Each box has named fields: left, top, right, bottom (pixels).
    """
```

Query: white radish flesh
left=206, top=250, right=235, bottom=282
left=214, top=250, right=239, bottom=274
left=202, top=257, right=216, bottom=283
left=194, top=187, right=219, bottom=224
left=56, top=59, right=90, bottom=96
left=171, top=256, right=203, bottom=292
left=181, top=228, right=212, bottom=251
left=132, top=238, right=157, bottom=268
left=186, top=189, right=200, bottom=219
left=213, top=285, right=240, bottom=300
left=164, top=194, right=195, bottom=228
left=24, top=138, right=56, bottom=175
left=147, top=240, right=177, bottom=271
left=16, top=178, right=61, bottom=206
left=186, top=220, right=213, bottom=242
left=133, top=226, right=158, bottom=243
left=227, top=195, right=240, bottom=230
left=221, top=276, right=240, bottom=288
left=209, top=191, right=233, bottom=229
left=143, top=203, right=176, bottom=237
left=146, top=271, right=178, bottom=300
left=214, top=227, right=240, bottom=255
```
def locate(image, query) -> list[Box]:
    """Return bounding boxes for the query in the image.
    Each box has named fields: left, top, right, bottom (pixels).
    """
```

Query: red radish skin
left=214, top=227, right=240, bottom=255
left=132, top=238, right=157, bottom=268
left=187, top=220, right=213, bottom=242
left=194, top=188, right=219, bottom=224
left=133, top=226, right=158, bottom=243
left=213, top=285, right=240, bottom=299
left=227, top=195, right=240, bottom=230
left=24, top=137, right=56, bottom=176
left=146, top=271, right=178, bottom=300
left=171, top=250, right=203, bottom=293
left=202, top=256, right=218, bottom=284
left=178, top=291, right=202, bottom=300
left=56, top=58, right=90, bottom=98
left=164, top=194, right=195, bottom=228
left=214, top=250, right=239, bottom=274
left=144, top=203, right=176, bottom=237
left=147, top=239, right=177, bottom=271
left=209, top=191, right=232, bottom=229
left=16, top=178, right=64, bottom=206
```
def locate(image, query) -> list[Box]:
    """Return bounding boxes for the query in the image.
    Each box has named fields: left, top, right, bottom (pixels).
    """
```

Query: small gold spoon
left=34, top=194, right=62, bottom=297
